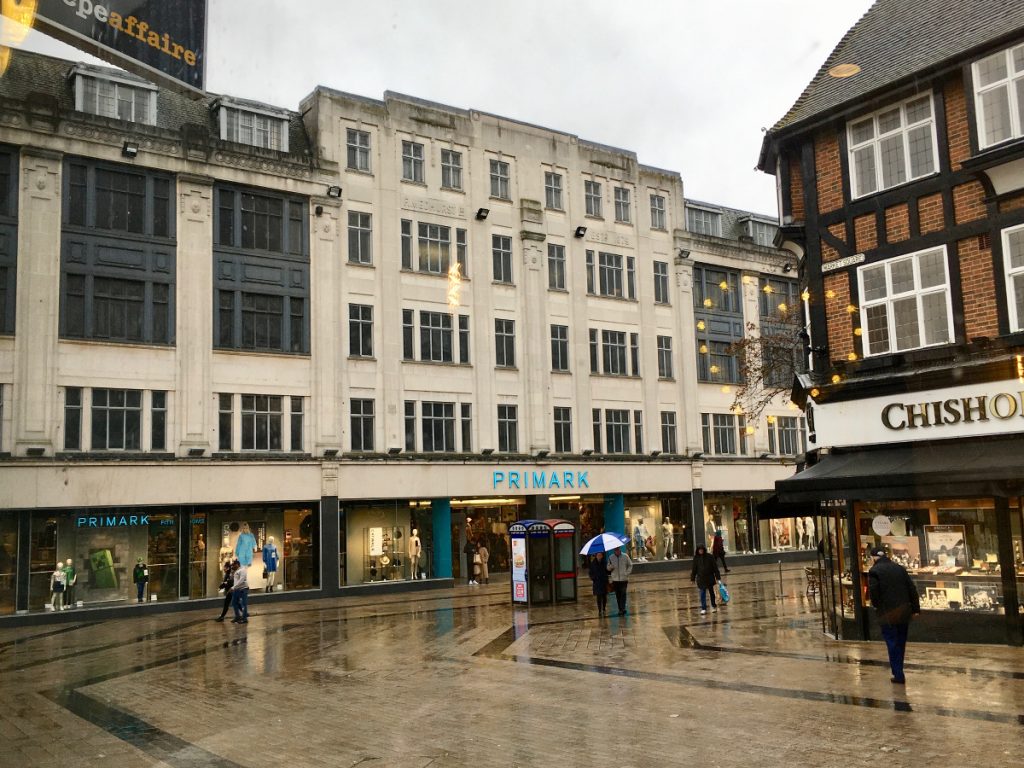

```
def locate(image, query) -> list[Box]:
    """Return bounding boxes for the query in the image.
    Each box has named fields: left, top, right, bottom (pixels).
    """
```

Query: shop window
left=554, top=406, right=572, bottom=453
left=0, top=512, right=16, bottom=615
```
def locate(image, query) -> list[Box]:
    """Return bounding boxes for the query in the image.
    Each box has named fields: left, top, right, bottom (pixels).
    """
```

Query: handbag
left=718, top=582, right=730, bottom=603
left=262, top=568, right=268, bottom=579
left=473, top=553, right=482, bottom=564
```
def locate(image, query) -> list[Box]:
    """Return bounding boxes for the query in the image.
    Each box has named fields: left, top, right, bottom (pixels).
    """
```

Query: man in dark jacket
left=867, top=546, right=921, bottom=684
left=690, top=544, right=721, bottom=615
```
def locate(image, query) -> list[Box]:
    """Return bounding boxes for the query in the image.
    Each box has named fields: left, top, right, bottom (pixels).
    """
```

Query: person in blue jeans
left=867, top=546, right=920, bottom=684
left=230, top=560, right=250, bottom=624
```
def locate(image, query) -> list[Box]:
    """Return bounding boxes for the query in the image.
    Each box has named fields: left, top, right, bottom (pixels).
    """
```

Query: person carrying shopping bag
left=690, top=544, right=721, bottom=615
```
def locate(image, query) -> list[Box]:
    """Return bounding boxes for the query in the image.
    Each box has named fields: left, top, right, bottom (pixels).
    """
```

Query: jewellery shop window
left=855, top=499, right=1010, bottom=615
left=343, top=501, right=430, bottom=585
left=28, top=507, right=179, bottom=611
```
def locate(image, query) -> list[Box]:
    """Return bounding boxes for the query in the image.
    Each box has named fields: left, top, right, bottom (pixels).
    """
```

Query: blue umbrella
left=579, top=532, right=630, bottom=555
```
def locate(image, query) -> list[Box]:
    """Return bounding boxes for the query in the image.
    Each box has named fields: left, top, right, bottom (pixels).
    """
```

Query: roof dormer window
left=72, top=67, right=157, bottom=125
left=218, top=101, right=289, bottom=152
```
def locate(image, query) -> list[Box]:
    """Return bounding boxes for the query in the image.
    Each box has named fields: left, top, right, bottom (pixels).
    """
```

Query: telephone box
left=549, top=519, right=578, bottom=603
left=509, top=519, right=577, bottom=605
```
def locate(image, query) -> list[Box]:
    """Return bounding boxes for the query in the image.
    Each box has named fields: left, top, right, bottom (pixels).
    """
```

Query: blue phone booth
left=509, top=519, right=577, bottom=605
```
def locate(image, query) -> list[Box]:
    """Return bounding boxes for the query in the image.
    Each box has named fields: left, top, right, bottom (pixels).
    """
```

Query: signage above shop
left=809, top=379, right=1024, bottom=450
left=492, top=470, right=590, bottom=491
left=77, top=514, right=149, bottom=528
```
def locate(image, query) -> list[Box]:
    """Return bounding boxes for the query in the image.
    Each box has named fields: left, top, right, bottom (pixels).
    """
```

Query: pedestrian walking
left=214, top=560, right=235, bottom=622
left=587, top=552, right=610, bottom=616
left=463, top=537, right=478, bottom=585
left=712, top=531, right=730, bottom=573
left=477, top=542, right=490, bottom=584
left=606, top=546, right=633, bottom=616
left=690, top=544, right=721, bottom=615
left=867, top=546, right=920, bottom=684
left=231, top=559, right=249, bottom=624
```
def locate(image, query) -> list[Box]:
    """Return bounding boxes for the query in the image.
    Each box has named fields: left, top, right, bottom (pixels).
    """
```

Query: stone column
left=674, top=251, right=700, bottom=453
left=520, top=226, right=549, bottom=452
left=310, top=197, right=342, bottom=455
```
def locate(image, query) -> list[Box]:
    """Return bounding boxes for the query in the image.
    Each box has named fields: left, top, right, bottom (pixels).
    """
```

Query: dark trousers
left=699, top=585, right=719, bottom=610
left=880, top=622, right=909, bottom=681
left=465, top=555, right=475, bottom=583
left=611, top=581, right=628, bottom=614
left=595, top=593, right=608, bottom=614
left=136, top=582, right=146, bottom=602
left=218, top=591, right=232, bottom=619
left=714, top=553, right=728, bottom=572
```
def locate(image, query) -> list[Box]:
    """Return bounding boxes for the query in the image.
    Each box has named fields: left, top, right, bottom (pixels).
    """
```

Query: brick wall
left=918, top=193, right=945, bottom=234
left=814, top=130, right=843, bottom=214
left=999, top=192, right=1024, bottom=213
left=885, top=204, right=910, bottom=243
left=789, top=155, right=805, bottom=221
left=823, top=274, right=855, bottom=361
left=957, top=236, right=998, bottom=339
left=953, top=181, right=986, bottom=224
left=945, top=77, right=971, bottom=171
left=821, top=222, right=847, bottom=264
left=854, top=214, right=877, bottom=252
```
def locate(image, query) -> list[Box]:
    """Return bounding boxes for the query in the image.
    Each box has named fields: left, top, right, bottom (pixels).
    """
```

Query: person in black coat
left=690, top=544, right=721, bottom=615
left=587, top=552, right=610, bottom=616
left=463, top=538, right=478, bottom=585
left=867, top=546, right=921, bottom=684
left=213, top=560, right=235, bottom=622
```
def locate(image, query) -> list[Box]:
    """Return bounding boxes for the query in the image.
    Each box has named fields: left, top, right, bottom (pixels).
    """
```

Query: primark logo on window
left=492, top=470, right=590, bottom=491
left=76, top=514, right=150, bottom=528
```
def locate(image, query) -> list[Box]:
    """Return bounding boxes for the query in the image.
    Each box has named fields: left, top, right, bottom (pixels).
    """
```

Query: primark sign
left=810, top=379, right=1024, bottom=449
left=492, top=470, right=590, bottom=491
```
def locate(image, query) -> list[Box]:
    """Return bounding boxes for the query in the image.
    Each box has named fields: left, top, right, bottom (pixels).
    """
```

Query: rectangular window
left=598, top=252, right=624, bottom=298
left=769, top=415, right=803, bottom=456
left=461, top=403, right=472, bottom=452
left=497, top=404, right=518, bottom=452
left=64, top=387, right=82, bottom=451
left=492, top=234, right=513, bottom=283
left=858, top=246, right=953, bottom=356
left=151, top=390, right=166, bottom=451
left=712, top=413, right=737, bottom=455
left=626, top=256, right=636, bottom=299
left=495, top=318, right=516, bottom=368
left=589, top=328, right=599, bottom=373
left=752, top=221, right=776, bottom=247
left=614, top=187, right=631, bottom=223
left=605, top=409, right=631, bottom=454
left=545, top=171, right=563, bottom=210
left=701, top=413, right=711, bottom=455
left=585, top=250, right=595, bottom=294
left=92, top=276, right=145, bottom=341
left=657, top=335, right=674, bottom=378
left=848, top=94, right=938, bottom=198
left=490, top=159, right=510, bottom=200
left=346, top=128, right=371, bottom=172
left=402, top=309, right=415, bottom=360
left=654, top=261, right=670, bottom=304
left=592, top=408, right=602, bottom=453
left=420, top=311, right=453, bottom=363
left=241, top=394, right=282, bottom=451
left=348, top=303, right=373, bottom=357
left=418, top=222, right=451, bottom=274
left=350, top=398, right=375, bottom=452
left=91, top=388, right=142, bottom=451
left=79, top=74, right=156, bottom=124
left=441, top=149, right=462, bottom=190
left=551, top=324, right=570, bottom=372
left=290, top=397, right=303, bottom=452
left=456, top=228, right=468, bottom=277
left=218, top=393, right=232, bottom=451
left=973, top=43, right=1024, bottom=149
left=459, top=314, right=471, bottom=364
left=95, top=167, right=145, bottom=234
left=585, top=180, right=602, bottom=217
left=547, top=243, right=566, bottom=290
left=660, top=411, right=677, bottom=454
left=633, top=410, right=643, bottom=454
left=239, top=292, right=283, bottom=351
left=630, top=332, right=640, bottom=376
left=697, top=339, right=740, bottom=383
left=1002, top=224, right=1024, bottom=331
left=224, top=107, right=285, bottom=150
left=554, top=406, right=572, bottom=453
left=601, top=330, right=627, bottom=375
left=686, top=207, right=722, bottom=237
left=347, top=211, right=372, bottom=265
left=422, top=401, right=455, bottom=452
left=693, top=265, right=742, bottom=313
left=650, top=194, right=666, bottom=230
left=401, top=219, right=413, bottom=270
left=404, top=401, right=416, bottom=451
left=402, top=141, right=424, bottom=183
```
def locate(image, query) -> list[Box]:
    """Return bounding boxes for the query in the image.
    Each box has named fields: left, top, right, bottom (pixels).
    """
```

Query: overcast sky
left=10, top=0, right=875, bottom=215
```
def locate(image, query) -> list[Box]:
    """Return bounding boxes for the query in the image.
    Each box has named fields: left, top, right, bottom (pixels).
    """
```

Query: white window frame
left=219, top=104, right=289, bottom=152
left=585, top=180, right=602, bottom=217
left=441, top=149, right=462, bottom=190
left=751, top=220, right=776, bottom=247
left=1002, top=223, right=1024, bottom=332
left=973, top=42, right=1024, bottom=150
left=857, top=246, right=954, bottom=357
left=686, top=206, right=721, bottom=237
left=650, top=194, right=666, bottom=230
left=346, top=128, right=371, bottom=172
left=545, top=171, right=563, bottom=210
left=490, top=159, right=510, bottom=200
left=614, top=187, right=631, bottom=223
left=74, top=71, right=157, bottom=125
left=402, top=141, right=425, bottom=183
left=847, top=93, right=939, bottom=199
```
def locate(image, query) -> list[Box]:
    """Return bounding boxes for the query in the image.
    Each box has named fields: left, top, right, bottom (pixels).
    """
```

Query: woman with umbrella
left=580, top=532, right=629, bottom=616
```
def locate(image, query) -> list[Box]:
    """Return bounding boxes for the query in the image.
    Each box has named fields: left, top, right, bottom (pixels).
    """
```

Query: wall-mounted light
left=783, top=263, right=793, bottom=273
left=387, top=447, right=402, bottom=455
left=188, top=447, right=205, bottom=457
left=476, top=207, right=490, bottom=220
left=650, top=450, right=662, bottom=458
left=121, top=140, right=139, bottom=159
left=481, top=448, right=495, bottom=455
left=534, top=449, right=549, bottom=458
left=323, top=448, right=339, bottom=458
left=581, top=448, right=594, bottom=456
left=677, top=248, right=690, bottom=260
left=759, top=452, right=773, bottom=459
left=689, top=451, right=704, bottom=459
left=574, top=225, right=587, bottom=238
left=326, top=185, right=343, bottom=198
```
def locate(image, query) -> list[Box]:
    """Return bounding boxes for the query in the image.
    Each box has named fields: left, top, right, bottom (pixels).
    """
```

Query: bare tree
left=727, top=321, right=804, bottom=423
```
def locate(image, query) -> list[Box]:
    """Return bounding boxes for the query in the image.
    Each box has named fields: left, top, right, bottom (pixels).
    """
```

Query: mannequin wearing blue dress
left=235, top=522, right=257, bottom=567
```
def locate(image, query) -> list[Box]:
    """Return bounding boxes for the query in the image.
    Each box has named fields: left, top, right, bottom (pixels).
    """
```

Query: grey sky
left=12, top=0, right=875, bottom=215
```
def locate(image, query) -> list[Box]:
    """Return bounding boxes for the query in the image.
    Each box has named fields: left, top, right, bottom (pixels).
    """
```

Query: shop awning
left=776, top=435, right=1024, bottom=502
left=756, top=494, right=818, bottom=519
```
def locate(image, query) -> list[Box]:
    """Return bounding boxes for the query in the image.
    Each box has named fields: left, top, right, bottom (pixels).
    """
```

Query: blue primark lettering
left=509, top=471, right=521, bottom=489
left=549, top=473, right=561, bottom=488
left=563, top=471, right=574, bottom=488
left=578, top=471, right=589, bottom=488
left=532, top=471, right=545, bottom=489
left=76, top=514, right=150, bottom=528
left=493, top=471, right=505, bottom=489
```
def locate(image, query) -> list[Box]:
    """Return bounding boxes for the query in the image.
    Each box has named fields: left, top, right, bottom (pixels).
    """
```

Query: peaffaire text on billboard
left=61, top=0, right=198, bottom=66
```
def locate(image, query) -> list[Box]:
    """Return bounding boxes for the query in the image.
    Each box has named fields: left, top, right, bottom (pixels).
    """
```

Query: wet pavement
left=0, top=564, right=1021, bottom=768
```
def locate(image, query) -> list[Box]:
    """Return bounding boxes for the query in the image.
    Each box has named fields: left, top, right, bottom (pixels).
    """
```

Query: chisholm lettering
left=492, top=470, right=589, bottom=490
left=880, top=392, right=1024, bottom=431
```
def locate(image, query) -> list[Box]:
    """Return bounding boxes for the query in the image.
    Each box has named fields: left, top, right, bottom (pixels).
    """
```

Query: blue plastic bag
left=718, top=582, right=730, bottom=603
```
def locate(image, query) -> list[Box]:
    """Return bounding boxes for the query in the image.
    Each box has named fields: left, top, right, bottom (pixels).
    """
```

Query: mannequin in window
left=662, top=518, right=675, bottom=560
left=63, top=558, right=77, bottom=609
left=795, top=517, right=805, bottom=549
left=235, top=522, right=257, bottom=567
left=802, top=516, right=815, bottom=549
left=408, top=528, right=422, bottom=579
left=132, top=558, right=149, bottom=603
left=219, top=536, right=233, bottom=564
left=261, top=536, right=280, bottom=592
left=49, top=562, right=67, bottom=611
left=633, top=518, right=649, bottom=562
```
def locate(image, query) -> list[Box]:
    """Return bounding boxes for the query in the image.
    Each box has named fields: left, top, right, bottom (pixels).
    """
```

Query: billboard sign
left=24, top=1, right=207, bottom=94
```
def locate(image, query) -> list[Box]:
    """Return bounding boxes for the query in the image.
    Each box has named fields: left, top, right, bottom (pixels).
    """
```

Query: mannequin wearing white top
left=795, top=517, right=804, bottom=549
left=408, top=528, right=422, bottom=579
left=49, top=563, right=66, bottom=611
left=802, top=516, right=815, bottom=549
left=661, top=519, right=674, bottom=560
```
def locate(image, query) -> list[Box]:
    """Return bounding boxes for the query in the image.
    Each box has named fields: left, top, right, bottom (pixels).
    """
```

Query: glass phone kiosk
left=551, top=520, right=578, bottom=603
left=509, top=519, right=577, bottom=606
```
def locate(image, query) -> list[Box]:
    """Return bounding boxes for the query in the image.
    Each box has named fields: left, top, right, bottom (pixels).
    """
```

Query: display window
left=455, top=500, right=520, bottom=579
left=342, top=500, right=432, bottom=585
left=28, top=507, right=178, bottom=611
left=855, top=499, right=1018, bottom=615
left=624, top=494, right=692, bottom=560
left=0, top=515, right=17, bottom=615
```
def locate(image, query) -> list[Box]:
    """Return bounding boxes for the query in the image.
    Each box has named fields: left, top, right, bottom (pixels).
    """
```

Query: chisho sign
left=810, top=379, right=1024, bottom=449
left=30, top=0, right=207, bottom=93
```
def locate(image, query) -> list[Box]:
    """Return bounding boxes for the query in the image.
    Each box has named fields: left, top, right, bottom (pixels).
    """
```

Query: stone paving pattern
left=0, top=564, right=1021, bottom=768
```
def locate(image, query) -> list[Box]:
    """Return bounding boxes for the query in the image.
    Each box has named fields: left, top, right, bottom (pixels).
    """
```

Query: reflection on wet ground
left=0, top=564, right=1020, bottom=767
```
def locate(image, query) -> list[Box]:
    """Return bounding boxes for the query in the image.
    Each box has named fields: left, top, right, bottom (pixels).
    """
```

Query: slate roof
left=760, top=0, right=1024, bottom=165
